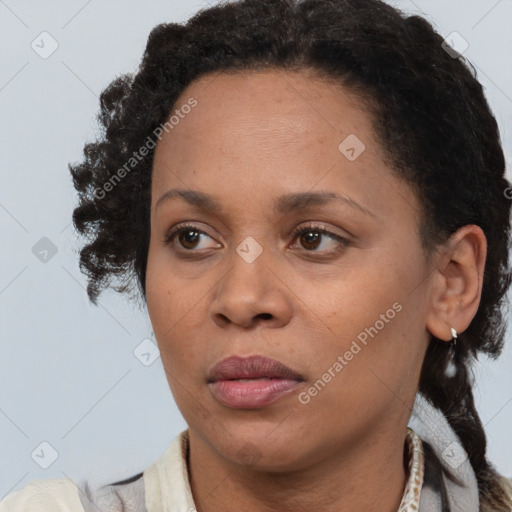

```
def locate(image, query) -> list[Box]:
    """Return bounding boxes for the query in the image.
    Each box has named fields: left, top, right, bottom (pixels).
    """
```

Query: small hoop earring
left=445, top=327, right=458, bottom=378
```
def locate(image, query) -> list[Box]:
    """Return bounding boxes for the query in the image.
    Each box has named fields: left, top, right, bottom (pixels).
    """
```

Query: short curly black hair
left=69, top=0, right=512, bottom=509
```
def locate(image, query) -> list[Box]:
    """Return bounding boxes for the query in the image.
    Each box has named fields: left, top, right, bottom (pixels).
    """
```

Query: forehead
left=151, top=68, right=419, bottom=224
left=160, top=68, right=375, bottom=147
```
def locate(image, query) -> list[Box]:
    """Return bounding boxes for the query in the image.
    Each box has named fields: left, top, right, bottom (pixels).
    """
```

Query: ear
left=425, top=225, right=487, bottom=342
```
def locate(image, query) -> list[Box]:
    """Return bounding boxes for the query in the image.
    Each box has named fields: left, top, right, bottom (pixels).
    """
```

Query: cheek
left=297, top=315, right=418, bottom=434
left=306, top=252, right=409, bottom=341
left=300, top=256, right=427, bottom=408
left=146, top=247, right=183, bottom=358
left=145, top=248, right=209, bottom=378
left=146, top=239, right=189, bottom=330
left=146, top=274, right=204, bottom=419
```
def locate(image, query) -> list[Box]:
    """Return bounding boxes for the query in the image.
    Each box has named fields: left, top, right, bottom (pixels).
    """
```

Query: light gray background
left=1, top=0, right=511, bottom=498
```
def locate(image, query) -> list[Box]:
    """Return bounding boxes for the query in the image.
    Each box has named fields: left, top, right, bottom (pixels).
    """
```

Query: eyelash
left=163, top=222, right=351, bottom=257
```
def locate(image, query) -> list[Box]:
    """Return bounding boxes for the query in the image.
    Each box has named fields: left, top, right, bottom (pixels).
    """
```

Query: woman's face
left=146, top=69, right=435, bottom=471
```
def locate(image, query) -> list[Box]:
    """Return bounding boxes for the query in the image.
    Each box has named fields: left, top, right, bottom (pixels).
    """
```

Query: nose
left=209, top=250, right=293, bottom=330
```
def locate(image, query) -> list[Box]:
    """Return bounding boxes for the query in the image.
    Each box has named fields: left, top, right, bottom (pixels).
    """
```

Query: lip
left=207, top=355, right=305, bottom=409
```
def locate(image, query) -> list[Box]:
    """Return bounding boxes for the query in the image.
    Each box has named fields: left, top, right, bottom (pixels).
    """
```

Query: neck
left=187, top=426, right=408, bottom=512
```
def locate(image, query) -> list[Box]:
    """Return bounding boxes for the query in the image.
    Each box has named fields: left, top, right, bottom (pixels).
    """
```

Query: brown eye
left=300, top=230, right=322, bottom=250
left=290, top=224, right=351, bottom=255
left=164, top=223, right=220, bottom=252
left=177, top=228, right=202, bottom=250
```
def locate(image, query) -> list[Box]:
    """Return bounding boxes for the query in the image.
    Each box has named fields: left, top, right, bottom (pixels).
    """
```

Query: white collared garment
left=111, top=426, right=425, bottom=512
left=0, top=393, right=495, bottom=512
left=0, top=427, right=426, bottom=512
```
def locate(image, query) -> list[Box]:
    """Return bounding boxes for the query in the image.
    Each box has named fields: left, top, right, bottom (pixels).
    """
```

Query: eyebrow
left=155, top=188, right=376, bottom=218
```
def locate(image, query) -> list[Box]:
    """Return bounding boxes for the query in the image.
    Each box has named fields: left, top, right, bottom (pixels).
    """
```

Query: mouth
left=207, top=355, right=305, bottom=409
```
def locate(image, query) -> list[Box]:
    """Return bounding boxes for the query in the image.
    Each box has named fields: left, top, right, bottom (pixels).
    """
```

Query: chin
left=207, top=423, right=316, bottom=472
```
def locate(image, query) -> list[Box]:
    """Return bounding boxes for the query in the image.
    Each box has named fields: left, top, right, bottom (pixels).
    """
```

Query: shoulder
left=0, top=478, right=83, bottom=512
left=0, top=431, right=188, bottom=512
left=0, top=472, right=147, bottom=512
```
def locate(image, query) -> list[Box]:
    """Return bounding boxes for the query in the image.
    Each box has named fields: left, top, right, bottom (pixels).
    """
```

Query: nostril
left=257, top=313, right=272, bottom=320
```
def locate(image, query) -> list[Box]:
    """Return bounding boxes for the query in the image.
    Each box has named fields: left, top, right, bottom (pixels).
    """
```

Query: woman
left=2, top=0, right=511, bottom=511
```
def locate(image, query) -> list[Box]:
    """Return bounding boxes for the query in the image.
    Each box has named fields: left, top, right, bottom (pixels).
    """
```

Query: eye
left=163, top=223, right=220, bottom=252
left=289, top=223, right=351, bottom=255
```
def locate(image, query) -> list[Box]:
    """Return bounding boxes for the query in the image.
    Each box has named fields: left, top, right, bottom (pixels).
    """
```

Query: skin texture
left=145, top=69, right=487, bottom=512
